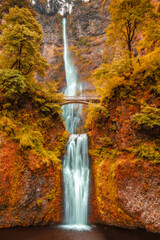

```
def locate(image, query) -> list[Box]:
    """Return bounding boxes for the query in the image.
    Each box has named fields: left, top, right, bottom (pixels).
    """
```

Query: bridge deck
left=61, top=96, right=100, bottom=106
left=64, top=96, right=100, bottom=101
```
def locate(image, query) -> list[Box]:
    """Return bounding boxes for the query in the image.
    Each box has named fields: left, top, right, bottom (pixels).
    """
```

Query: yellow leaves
left=0, top=116, right=17, bottom=138
left=0, top=6, right=49, bottom=76
left=133, top=47, right=160, bottom=85
left=102, top=76, right=124, bottom=100
left=85, top=103, right=110, bottom=129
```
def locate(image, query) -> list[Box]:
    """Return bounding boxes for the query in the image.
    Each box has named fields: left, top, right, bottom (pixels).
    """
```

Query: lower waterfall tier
left=63, top=134, right=90, bottom=229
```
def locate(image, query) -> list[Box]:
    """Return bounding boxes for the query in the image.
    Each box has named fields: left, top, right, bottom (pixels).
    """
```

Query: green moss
left=98, top=136, right=113, bottom=147
left=0, top=69, right=27, bottom=103
left=18, top=128, right=44, bottom=151
left=37, top=199, right=43, bottom=207
left=0, top=116, right=16, bottom=137
left=132, top=105, right=160, bottom=132
left=78, top=37, right=91, bottom=46
left=133, top=144, right=160, bottom=163
left=150, top=85, right=160, bottom=96
left=89, top=147, right=120, bottom=165
left=118, top=85, right=133, bottom=100
left=109, top=125, right=117, bottom=132
left=85, top=104, right=110, bottom=128
left=46, top=188, right=56, bottom=201
left=54, top=131, right=69, bottom=158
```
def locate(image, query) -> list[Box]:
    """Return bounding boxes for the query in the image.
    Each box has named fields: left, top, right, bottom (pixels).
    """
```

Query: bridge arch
left=60, top=96, right=100, bottom=106
left=61, top=101, right=89, bottom=106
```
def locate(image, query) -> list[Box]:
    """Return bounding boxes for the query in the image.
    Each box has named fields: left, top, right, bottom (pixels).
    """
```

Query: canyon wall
left=88, top=83, right=160, bottom=233
left=39, top=0, right=109, bottom=91
left=0, top=0, right=160, bottom=232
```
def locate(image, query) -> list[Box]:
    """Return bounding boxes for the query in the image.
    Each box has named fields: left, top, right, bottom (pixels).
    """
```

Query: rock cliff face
left=37, top=14, right=65, bottom=88
left=0, top=107, right=68, bottom=228
left=1, top=0, right=159, bottom=233
left=39, top=0, right=109, bottom=91
left=88, top=83, right=160, bottom=233
left=0, top=134, right=61, bottom=227
left=68, top=0, right=109, bottom=91
left=33, top=0, right=160, bottom=233
left=90, top=158, right=160, bottom=233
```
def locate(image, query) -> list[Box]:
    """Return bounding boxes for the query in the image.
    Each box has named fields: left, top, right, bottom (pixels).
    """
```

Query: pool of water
left=0, top=225, right=160, bottom=240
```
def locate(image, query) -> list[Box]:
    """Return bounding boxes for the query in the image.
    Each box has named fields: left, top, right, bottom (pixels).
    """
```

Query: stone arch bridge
left=61, top=96, right=100, bottom=106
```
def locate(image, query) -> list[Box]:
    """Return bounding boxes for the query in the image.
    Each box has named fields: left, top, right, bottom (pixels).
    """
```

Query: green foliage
left=18, top=128, right=44, bottom=151
left=0, top=0, right=34, bottom=18
left=106, top=0, right=154, bottom=55
left=109, top=125, right=117, bottom=132
left=85, top=104, right=110, bottom=128
left=133, top=105, right=160, bottom=132
left=90, top=1, right=160, bottom=106
left=0, top=6, right=49, bottom=76
left=45, top=188, right=56, bottom=201
left=91, top=54, right=135, bottom=102
left=137, top=15, right=160, bottom=53
left=37, top=198, right=43, bottom=207
left=32, top=82, right=63, bottom=117
left=16, top=127, right=60, bottom=165
left=133, top=48, right=160, bottom=85
left=98, top=136, right=113, bottom=147
left=0, top=69, right=26, bottom=102
left=151, top=85, right=160, bottom=96
left=54, top=131, right=69, bottom=157
left=89, top=147, right=120, bottom=165
left=0, top=6, right=64, bottom=171
left=78, top=37, right=91, bottom=47
left=133, top=144, right=160, bottom=163
left=0, top=116, right=16, bottom=137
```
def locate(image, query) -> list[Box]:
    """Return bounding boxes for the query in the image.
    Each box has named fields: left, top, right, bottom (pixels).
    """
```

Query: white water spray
left=61, top=18, right=90, bottom=231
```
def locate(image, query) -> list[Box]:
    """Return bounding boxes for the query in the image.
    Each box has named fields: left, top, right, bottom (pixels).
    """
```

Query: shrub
left=0, top=116, right=16, bottom=137
left=0, top=69, right=26, bottom=102
left=85, top=103, right=110, bottom=128
left=98, top=136, right=113, bottom=147
left=18, top=129, right=44, bottom=151
left=132, top=105, right=160, bottom=135
left=133, top=144, right=160, bottom=163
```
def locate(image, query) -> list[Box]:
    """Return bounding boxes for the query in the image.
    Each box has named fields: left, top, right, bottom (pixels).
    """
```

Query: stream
left=0, top=225, right=160, bottom=240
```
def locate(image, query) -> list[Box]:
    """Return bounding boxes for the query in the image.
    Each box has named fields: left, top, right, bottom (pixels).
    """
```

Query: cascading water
left=61, top=18, right=91, bottom=231
left=62, top=18, right=82, bottom=134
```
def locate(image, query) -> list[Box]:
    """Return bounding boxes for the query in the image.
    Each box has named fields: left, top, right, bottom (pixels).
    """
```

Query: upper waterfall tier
left=62, top=18, right=82, bottom=134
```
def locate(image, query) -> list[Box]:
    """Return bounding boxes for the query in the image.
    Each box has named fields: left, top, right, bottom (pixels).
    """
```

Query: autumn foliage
left=86, top=0, right=160, bottom=231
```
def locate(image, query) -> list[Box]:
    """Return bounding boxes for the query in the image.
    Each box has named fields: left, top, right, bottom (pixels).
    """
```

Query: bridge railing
left=64, top=96, right=100, bottom=101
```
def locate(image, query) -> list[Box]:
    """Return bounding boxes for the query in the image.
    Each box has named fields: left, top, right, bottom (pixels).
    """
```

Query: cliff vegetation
left=0, top=0, right=160, bottom=233
left=86, top=0, right=160, bottom=233
left=0, top=4, right=68, bottom=227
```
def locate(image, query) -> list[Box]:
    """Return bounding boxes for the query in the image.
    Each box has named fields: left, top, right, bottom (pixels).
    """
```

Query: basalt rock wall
left=38, top=0, right=110, bottom=91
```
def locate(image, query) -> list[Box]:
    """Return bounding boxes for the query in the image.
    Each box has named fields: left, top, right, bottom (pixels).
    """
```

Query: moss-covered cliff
left=39, top=0, right=109, bottom=92
left=87, top=66, right=160, bottom=233
left=0, top=98, right=69, bottom=227
left=1, top=0, right=160, bottom=232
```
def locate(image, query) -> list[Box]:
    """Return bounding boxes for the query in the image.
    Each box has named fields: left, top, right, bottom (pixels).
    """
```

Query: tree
left=106, top=0, right=154, bottom=59
left=0, top=7, right=49, bottom=77
left=137, top=16, right=160, bottom=53
left=0, top=0, right=34, bottom=18
left=0, top=69, right=27, bottom=104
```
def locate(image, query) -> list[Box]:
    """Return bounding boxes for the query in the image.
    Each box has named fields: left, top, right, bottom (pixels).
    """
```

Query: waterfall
left=61, top=18, right=91, bottom=231
left=62, top=18, right=83, bottom=134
